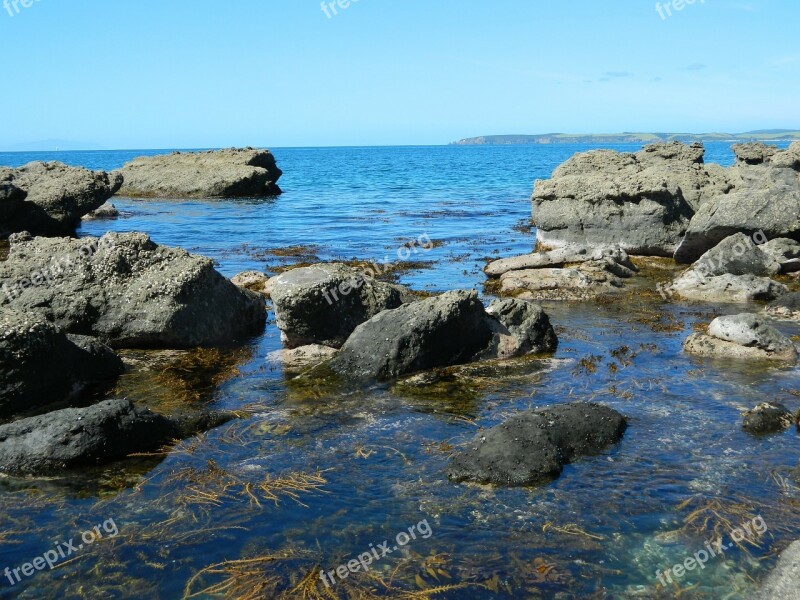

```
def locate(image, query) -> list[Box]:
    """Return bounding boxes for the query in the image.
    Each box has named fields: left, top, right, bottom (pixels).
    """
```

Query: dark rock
left=766, top=292, right=800, bottom=320
left=448, top=402, right=627, bottom=486
left=270, top=263, right=414, bottom=349
left=743, top=402, right=794, bottom=434
left=477, top=298, right=558, bottom=360
left=0, top=309, right=123, bottom=418
left=117, top=148, right=282, bottom=198
left=328, top=290, right=494, bottom=381
left=0, top=162, right=122, bottom=237
left=0, top=232, right=266, bottom=348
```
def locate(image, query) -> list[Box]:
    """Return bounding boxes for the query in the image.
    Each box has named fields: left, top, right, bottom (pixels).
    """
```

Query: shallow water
left=0, top=144, right=798, bottom=599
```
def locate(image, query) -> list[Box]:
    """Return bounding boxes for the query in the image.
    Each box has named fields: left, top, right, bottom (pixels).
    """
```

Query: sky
left=0, top=0, right=798, bottom=149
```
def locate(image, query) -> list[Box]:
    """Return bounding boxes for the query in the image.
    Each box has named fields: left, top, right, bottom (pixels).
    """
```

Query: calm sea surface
left=0, top=143, right=797, bottom=599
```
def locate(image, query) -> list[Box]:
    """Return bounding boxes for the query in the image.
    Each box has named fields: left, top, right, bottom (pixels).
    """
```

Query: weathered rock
left=688, top=233, right=780, bottom=277
left=761, top=238, right=800, bottom=273
left=743, top=402, right=794, bottom=435
left=231, top=270, right=270, bottom=295
left=675, top=143, right=800, bottom=263
left=0, top=398, right=234, bottom=475
left=684, top=314, right=797, bottom=362
left=448, top=402, right=627, bottom=486
left=477, top=298, right=558, bottom=360
left=532, top=142, right=730, bottom=256
left=82, top=202, right=119, bottom=220
left=757, top=540, right=800, bottom=600
left=270, top=263, right=414, bottom=349
left=0, top=232, right=266, bottom=348
left=732, top=142, right=778, bottom=165
left=327, top=290, right=494, bottom=381
left=485, top=245, right=637, bottom=278
left=117, top=148, right=282, bottom=198
left=498, top=259, right=630, bottom=301
left=267, top=344, right=338, bottom=373
left=766, top=292, right=800, bottom=320
left=0, top=309, right=124, bottom=418
left=0, top=162, right=122, bottom=237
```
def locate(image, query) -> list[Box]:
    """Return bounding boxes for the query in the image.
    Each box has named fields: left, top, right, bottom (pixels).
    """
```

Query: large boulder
left=675, top=142, right=800, bottom=263
left=270, top=263, right=414, bottom=349
left=0, top=309, right=123, bottom=418
left=532, top=142, right=729, bottom=256
left=684, top=314, right=797, bottom=362
left=327, top=290, right=495, bottom=381
left=0, top=398, right=233, bottom=475
left=116, top=148, right=282, bottom=198
left=448, top=403, right=627, bottom=486
left=757, top=540, right=800, bottom=600
left=477, top=298, right=558, bottom=360
left=0, top=232, right=266, bottom=348
left=0, top=162, right=122, bottom=237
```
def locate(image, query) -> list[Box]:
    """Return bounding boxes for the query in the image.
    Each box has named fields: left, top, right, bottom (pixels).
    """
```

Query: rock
left=0, top=232, right=266, bottom=348
left=447, top=402, right=627, bottom=486
left=498, top=259, right=630, bottom=301
left=532, top=142, right=730, bottom=256
left=683, top=314, right=797, bottom=362
left=267, top=344, right=338, bottom=373
left=766, top=292, right=800, bottom=320
left=0, top=162, right=122, bottom=237
left=757, top=540, right=800, bottom=600
left=743, top=402, right=794, bottom=434
left=270, top=263, right=414, bottom=349
left=485, top=245, right=637, bottom=278
left=0, top=398, right=234, bottom=475
left=689, top=233, right=780, bottom=277
left=732, top=142, right=778, bottom=165
left=761, top=238, right=800, bottom=273
left=116, top=148, right=282, bottom=198
left=477, top=298, right=558, bottom=360
left=231, top=270, right=270, bottom=295
left=327, top=290, right=494, bottom=381
left=82, top=202, right=119, bottom=220
left=0, top=309, right=124, bottom=418
left=675, top=143, right=800, bottom=263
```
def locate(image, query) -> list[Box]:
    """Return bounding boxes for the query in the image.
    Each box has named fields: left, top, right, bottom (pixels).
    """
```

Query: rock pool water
left=0, top=144, right=798, bottom=599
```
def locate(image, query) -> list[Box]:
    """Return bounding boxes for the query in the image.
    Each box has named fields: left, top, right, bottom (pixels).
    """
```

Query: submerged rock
left=267, top=344, right=338, bottom=373
left=532, top=142, right=728, bottom=256
left=0, top=399, right=233, bottom=475
left=448, top=402, right=627, bottom=486
left=0, top=162, right=122, bottom=237
left=743, top=402, right=794, bottom=435
left=756, top=540, right=800, bottom=600
left=0, top=232, right=266, bottom=348
left=0, top=310, right=124, bottom=418
left=270, top=263, right=414, bottom=349
left=684, top=314, right=797, bottom=362
left=117, top=148, right=282, bottom=198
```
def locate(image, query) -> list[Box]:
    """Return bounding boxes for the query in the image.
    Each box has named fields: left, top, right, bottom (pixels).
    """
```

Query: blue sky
left=0, top=0, right=798, bottom=149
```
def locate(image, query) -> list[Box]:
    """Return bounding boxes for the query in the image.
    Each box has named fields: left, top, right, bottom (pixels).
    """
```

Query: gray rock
left=684, top=314, right=797, bottom=362
left=743, top=402, right=794, bottom=435
left=117, top=148, right=282, bottom=198
left=82, top=202, right=119, bottom=220
left=0, top=162, right=122, bottom=237
left=532, top=142, right=730, bottom=256
left=757, top=540, right=800, bottom=600
left=0, top=398, right=234, bottom=475
left=448, top=402, right=627, bottom=486
left=498, top=259, right=630, bottom=301
left=670, top=272, right=786, bottom=303
left=761, top=238, right=800, bottom=273
left=485, top=245, right=637, bottom=278
left=477, top=298, right=558, bottom=360
left=270, top=263, right=414, bottom=349
left=0, top=309, right=124, bottom=418
left=732, top=142, right=778, bottom=165
left=689, top=233, right=781, bottom=277
left=327, top=290, right=494, bottom=381
left=0, top=232, right=266, bottom=348
left=766, top=292, right=800, bottom=320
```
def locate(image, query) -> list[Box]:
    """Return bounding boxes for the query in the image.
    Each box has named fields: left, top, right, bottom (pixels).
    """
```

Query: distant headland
left=450, top=130, right=800, bottom=145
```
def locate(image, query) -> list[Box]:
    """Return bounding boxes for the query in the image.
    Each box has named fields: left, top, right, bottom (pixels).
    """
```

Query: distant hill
left=450, top=130, right=800, bottom=145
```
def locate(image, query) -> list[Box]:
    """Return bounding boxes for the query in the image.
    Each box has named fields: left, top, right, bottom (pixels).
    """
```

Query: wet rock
left=532, top=142, right=730, bottom=256
left=743, top=402, right=794, bottom=435
left=448, top=402, right=627, bottom=486
left=761, top=238, right=800, bottom=273
left=756, top=540, right=800, bottom=600
left=683, top=314, right=797, bottom=362
left=270, top=263, right=414, bottom=349
left=327, top=290, right=494, bottom=381
left=485, top=245, right=636, bottom=278
left=267, top=344, right=338, bottom=373
left=231, top=270, right=270, bottom=295
left=0, top=309, right=124, bottom=418
left=0, top=398, right=233, bottom=475
left=0, top=162, right=122, bottom=237
left=82, top=202, right=119, bottom=220
left=766, top=292, right=800, bottom=320
left=477, top=298, right=558, bottom=360
left=0, top=232, right=266, bottom=348
left=117, top=148, right=282, bottom=198
left=675, top=143, right=800, bottom=263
